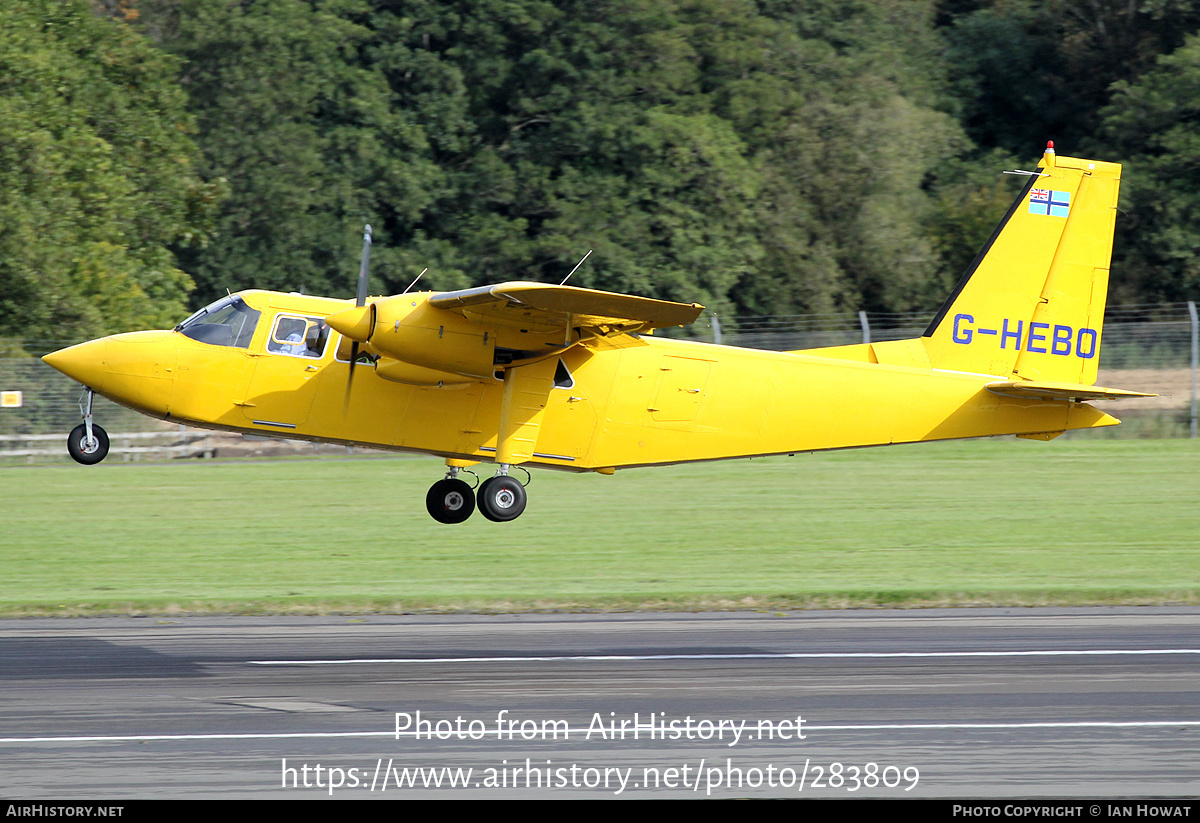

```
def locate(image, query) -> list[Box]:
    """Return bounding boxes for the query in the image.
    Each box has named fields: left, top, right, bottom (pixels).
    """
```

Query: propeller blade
left=356, top=224, right=372, bottom=308
left=345, top=341, right=360, bottom=410
left=345, top=224, right=373, bottom=411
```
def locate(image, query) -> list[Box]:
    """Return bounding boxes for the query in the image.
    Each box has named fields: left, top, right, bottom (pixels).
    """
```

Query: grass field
left=2, top=438, right=1198, bottom=614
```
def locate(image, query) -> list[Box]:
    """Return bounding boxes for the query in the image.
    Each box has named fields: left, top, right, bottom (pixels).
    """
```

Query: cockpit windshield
left=175, top=295, right=261, bottom=348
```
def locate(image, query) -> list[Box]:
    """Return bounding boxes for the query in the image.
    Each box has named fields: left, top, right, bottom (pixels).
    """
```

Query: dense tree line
left=5, top=0, right=1200, bottom=342
left=0, top=0, right=220, bottom=341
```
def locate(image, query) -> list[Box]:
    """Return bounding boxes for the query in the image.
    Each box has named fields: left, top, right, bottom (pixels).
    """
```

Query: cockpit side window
left=267, top=314, right=330, bottom=359
left=176, top=296, right=260, bottom=348
left=334, top=333, right=377, bottom=364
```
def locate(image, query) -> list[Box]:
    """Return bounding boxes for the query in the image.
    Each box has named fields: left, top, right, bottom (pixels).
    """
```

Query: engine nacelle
left=374, top=356, right=477, bottom=387
left=326, top=293, right=494, bottom=381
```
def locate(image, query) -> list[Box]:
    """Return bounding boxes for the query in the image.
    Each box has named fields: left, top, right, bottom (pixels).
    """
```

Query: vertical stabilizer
left=922, top=145, right=1120, bottom=384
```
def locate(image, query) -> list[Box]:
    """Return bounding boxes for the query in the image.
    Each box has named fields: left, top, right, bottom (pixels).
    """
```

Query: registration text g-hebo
left=950, top=315, right=1098, bottom=358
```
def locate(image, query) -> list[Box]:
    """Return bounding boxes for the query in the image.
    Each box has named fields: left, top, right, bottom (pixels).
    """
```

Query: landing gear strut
left=426, top=360, right=546, bottom=522
left=67, top=388, right=108, bottom=465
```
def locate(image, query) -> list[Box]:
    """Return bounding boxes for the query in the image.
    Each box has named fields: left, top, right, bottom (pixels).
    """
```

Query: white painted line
left=813, top=721, right=1200, bottom=731
left=249, top=649, right=1200, bottom=666
left=3, top=720, right=1200, bottom=745
left=0, top=731, right=392, bottom=744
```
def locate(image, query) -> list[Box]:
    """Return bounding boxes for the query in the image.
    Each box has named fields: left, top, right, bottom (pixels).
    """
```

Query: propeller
left=345, top=224, right=372, bottom=405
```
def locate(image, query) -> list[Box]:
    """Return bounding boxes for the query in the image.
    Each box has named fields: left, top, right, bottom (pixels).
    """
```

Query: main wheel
left=67, top=423, right=109, bottom=465
left=426, top=478, right=475, bottom=524
left=477, top=475, right=527, bottom=522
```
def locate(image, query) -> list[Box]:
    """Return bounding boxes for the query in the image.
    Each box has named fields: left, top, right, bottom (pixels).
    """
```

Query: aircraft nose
left=42, top=339, right=108, bottom=390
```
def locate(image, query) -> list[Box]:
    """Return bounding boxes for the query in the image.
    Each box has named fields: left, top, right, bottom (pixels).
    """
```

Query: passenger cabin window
left=176, top=296, right=260, bottom=348
left=267, top=315, right=330, bottom=359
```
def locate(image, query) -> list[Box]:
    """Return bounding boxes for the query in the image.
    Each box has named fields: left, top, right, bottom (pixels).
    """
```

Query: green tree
left=0, top=0, right=214, bottom=341
left=1101, top=33, right=1200, bottom=303
left=355, top=0, right=767, bottom=319
left=143, top=0, right=980, bottom=322
left=145, top=0, right=440, bottom=304
left=941, top=0, right=1200, bottom=157
left=733, top=1, right=968, bottom=316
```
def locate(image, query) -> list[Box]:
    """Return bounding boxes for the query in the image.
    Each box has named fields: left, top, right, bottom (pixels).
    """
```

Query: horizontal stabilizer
left=429, top=282, right=703, bottom=334
left=985, top=380, right=1156, bottom=401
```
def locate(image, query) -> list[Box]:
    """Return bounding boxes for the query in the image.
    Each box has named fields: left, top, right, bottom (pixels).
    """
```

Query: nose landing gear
left=67, top=388, right=109, bottom=465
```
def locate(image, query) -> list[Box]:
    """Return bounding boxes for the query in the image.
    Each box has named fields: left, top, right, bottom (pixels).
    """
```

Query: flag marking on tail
left=1028, top=188, right=1071, bottom=217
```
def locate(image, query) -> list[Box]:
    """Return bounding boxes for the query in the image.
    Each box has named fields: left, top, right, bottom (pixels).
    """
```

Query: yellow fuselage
left=47, top=289, right=1113, bottom=474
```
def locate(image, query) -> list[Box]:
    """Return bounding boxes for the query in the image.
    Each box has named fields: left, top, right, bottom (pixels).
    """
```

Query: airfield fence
left=695, top=303, right=1199, bottom=369
left=3, top=302, right=1197, bottom=459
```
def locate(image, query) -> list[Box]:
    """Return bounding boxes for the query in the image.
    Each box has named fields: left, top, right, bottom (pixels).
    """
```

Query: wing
left=428, top=281, right=704, bottom=335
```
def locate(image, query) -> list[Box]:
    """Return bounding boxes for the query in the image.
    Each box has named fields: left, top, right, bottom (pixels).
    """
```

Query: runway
left=1, top=608, right=1198, bottom=798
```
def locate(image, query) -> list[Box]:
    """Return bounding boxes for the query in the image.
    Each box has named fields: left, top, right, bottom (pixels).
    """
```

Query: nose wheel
left=67, top=388, right=109, bottom=465
left=68, top=423, right=109, bottom=465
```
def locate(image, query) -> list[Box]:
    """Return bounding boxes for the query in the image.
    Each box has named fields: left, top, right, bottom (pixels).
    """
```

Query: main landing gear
left=426, top=462, right=529, bottom=524
left=67, top=388, right=109, bottom=465
left=477, top=472, right=527, bottom=522
left=426, top=466, right=476, bottom=524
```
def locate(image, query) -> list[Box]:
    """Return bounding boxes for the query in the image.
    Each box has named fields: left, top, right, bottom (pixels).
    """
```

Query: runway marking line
left=3, top=720, right=1200, bottom=745
left=249, top=649, right=1200, bottom=665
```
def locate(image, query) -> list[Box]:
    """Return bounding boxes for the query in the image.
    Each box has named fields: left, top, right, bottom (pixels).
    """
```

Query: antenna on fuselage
left=559, top=249, right=593, bottom=286
left=402, top=268, right=428, bottom=294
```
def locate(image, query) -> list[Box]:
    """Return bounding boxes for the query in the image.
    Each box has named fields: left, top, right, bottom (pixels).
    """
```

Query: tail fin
left=922, top=145, right=1120, bottom=384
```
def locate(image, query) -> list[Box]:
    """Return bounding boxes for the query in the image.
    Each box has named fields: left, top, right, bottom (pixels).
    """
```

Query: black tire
left=426, top=478, right=475, bottom=524
left=67, top=423, right=109, bottom=465
left=477, top=475, right=527, bottom=522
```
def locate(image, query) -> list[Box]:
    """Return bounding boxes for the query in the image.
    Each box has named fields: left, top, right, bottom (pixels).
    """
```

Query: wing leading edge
left=429, top=281, right=704, bottom=335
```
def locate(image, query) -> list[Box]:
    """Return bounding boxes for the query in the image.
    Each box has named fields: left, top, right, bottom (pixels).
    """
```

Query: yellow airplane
left=43, top=145, right=1151, bottom=522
